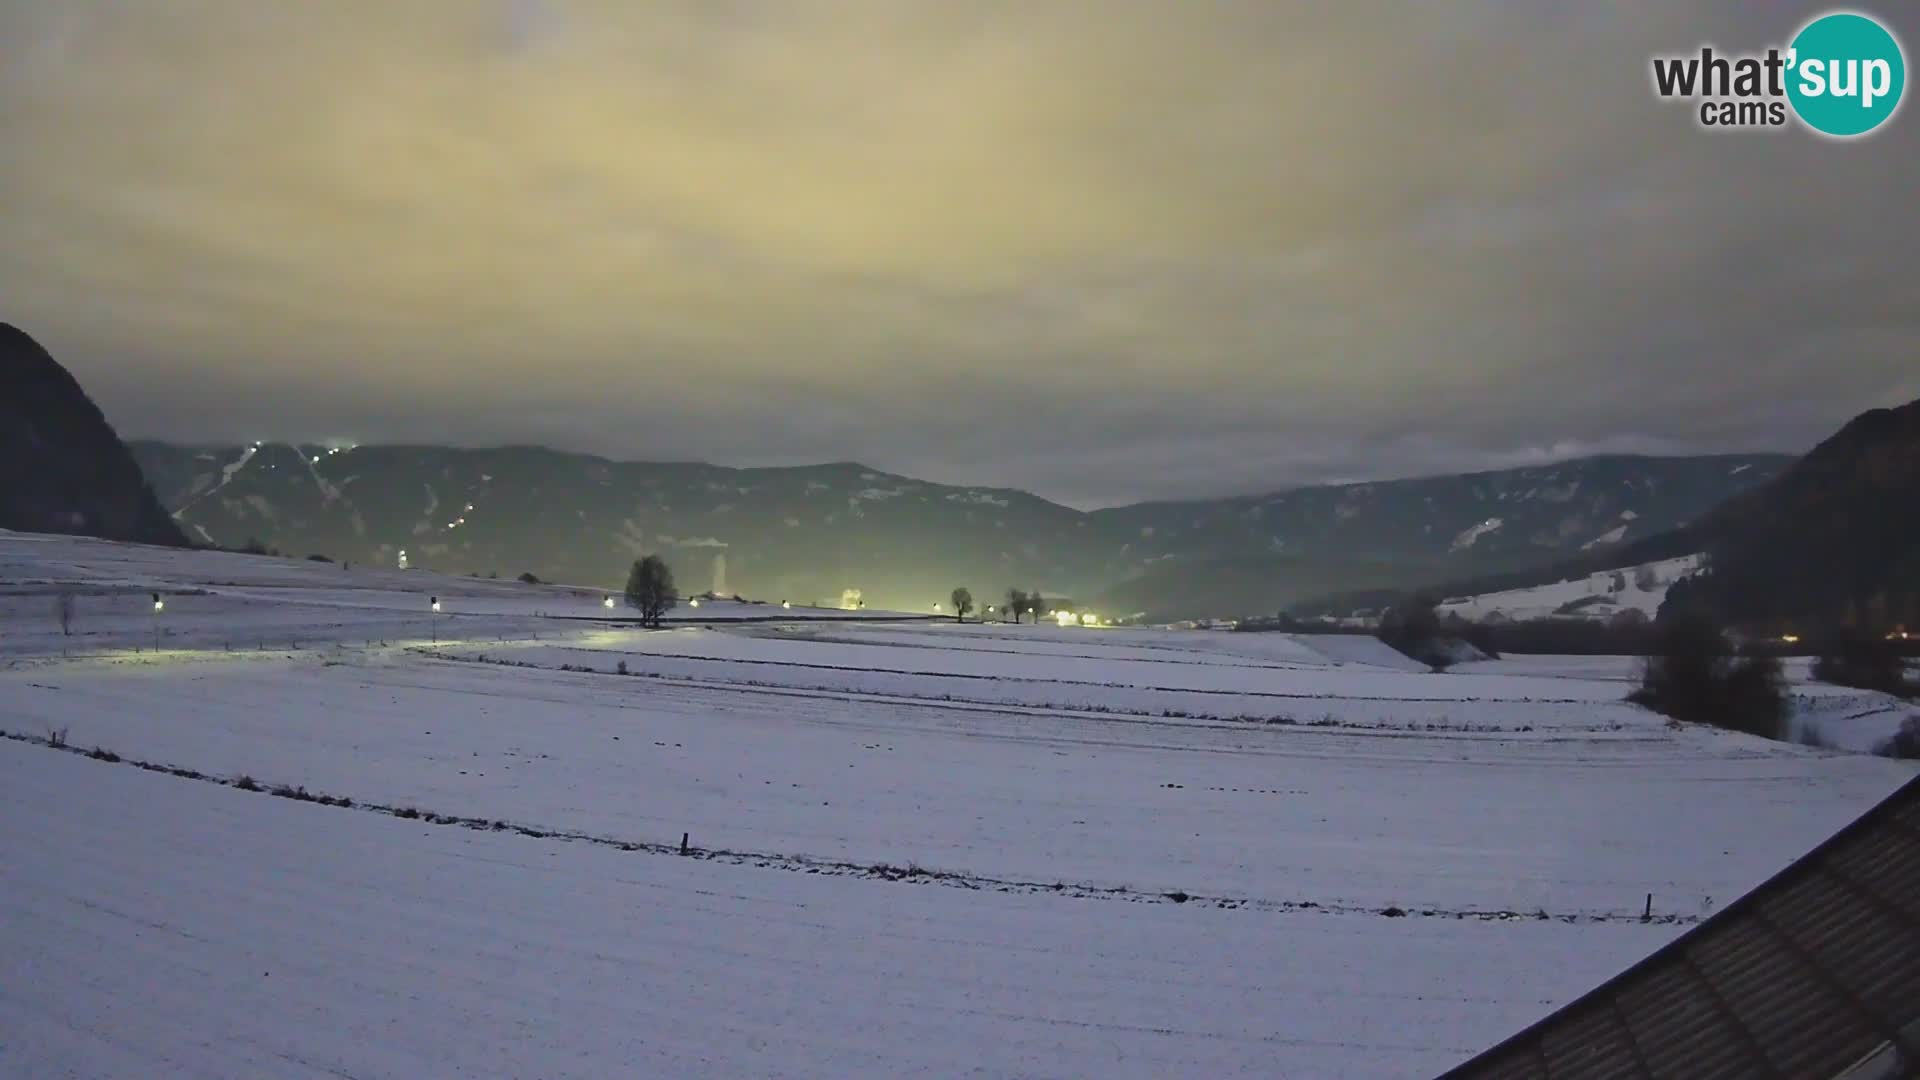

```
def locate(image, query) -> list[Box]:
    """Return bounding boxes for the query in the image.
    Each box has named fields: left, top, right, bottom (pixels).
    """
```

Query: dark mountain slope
left=1090, top=454, right=1785, bottom=620
left=1300, top=397, right=1920, bottom=631
left=1673, top=397, right=1920, bottom=628
left=0, top=324, right=186, bottom=547
left=129, top=437, right=1785, bottom=617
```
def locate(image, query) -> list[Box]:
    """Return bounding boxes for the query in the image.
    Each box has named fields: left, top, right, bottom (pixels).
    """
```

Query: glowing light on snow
left=1055, top=610, right=1076, bottom=627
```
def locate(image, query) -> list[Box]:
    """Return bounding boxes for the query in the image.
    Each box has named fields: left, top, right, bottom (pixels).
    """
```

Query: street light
left=689, top=598, right=700, bottom=608
left=430, top=597, right=442, bottom=613
left=603, top=596, right=616, bottom=609
left=782, top=600, right=791, bottom=609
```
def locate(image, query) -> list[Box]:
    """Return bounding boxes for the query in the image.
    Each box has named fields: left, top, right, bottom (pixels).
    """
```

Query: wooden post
left=680, top=832, right=690, bottom=856
left=1643, top=893, right=1652, bottom=922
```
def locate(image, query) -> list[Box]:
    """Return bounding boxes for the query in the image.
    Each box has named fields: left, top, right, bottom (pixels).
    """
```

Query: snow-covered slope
left=1438, top=554, right=1703, bottom=623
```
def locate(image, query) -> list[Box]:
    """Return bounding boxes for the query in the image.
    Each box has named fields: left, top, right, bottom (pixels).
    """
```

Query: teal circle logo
left=1787, top=12, right=1906, bottom=137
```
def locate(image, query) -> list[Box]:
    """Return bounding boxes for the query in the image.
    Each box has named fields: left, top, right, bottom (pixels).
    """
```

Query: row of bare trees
left=941, top=586, right=1057, bottom=623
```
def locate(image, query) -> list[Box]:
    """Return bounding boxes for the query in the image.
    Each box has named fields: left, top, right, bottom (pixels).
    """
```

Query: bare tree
left=55, top=591, right=75, bottom=636
left=1006, top=588, right=1029, bottom=624
left=950, top=587, right=974, bottom=623
left=625, top=555, right=678, bottom=628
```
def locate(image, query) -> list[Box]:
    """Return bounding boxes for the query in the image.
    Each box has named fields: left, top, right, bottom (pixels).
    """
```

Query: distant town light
left=932, top=602, right=942, bottom=612
left=603, top=596, right=616, bottom=609
left=689, top=598, right=700, bottom=608
left=1055, top=610, right=1076, bottom=627
left=1780, top=633, right=1801, bottom=644
left=782, top=600, right=792, bottom=609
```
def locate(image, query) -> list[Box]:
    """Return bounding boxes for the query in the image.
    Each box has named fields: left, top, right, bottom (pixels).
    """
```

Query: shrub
left=1792, top=723, right=1838, bottom=750
left=45, top=726, right=68, bottom=748
left=234, top=775, right=260, bottom=791
left=1813, top=632, right=1916, bottom=698
left=1380, top=593, right=1456, bottom=668
left=517, top=571, right=541, bottom=584
left=306, top=553, right=334, bottom=563
left=616, top=660, right=629, bottom=676
left=1629, top=613, right=1787, bottom=739
left=1875, top=716, right=1920, bottom=760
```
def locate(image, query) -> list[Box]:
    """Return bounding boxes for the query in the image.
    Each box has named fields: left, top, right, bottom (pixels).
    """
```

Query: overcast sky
left=3, top=1, right=1915, bottom=507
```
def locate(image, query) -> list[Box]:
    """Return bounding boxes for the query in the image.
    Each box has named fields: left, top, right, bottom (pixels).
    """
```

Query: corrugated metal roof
left=1441, top=773, right=1920, bottom=1080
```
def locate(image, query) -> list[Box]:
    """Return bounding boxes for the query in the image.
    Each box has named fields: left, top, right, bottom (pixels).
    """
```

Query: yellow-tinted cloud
left=2, top=1, right=1915, bottom=504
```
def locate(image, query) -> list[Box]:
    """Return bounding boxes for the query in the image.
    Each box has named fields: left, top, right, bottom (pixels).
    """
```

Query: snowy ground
left=1437, top=554, right=1702, bottom=623
left=2, top=531, right=1915, bottom=1077
left=0, top=529, right=938, bottom=660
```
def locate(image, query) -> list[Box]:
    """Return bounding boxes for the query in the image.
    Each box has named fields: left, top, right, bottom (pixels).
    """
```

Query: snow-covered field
left=2, top=531, right=1915, bottom=1077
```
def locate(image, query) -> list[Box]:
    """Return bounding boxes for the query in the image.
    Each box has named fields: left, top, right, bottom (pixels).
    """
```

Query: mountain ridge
left=128, top=437, right=1788, bottom=618
left=1298, top=396, right=1920, bottom=632
left=0, top=323, right=187, bottom=548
